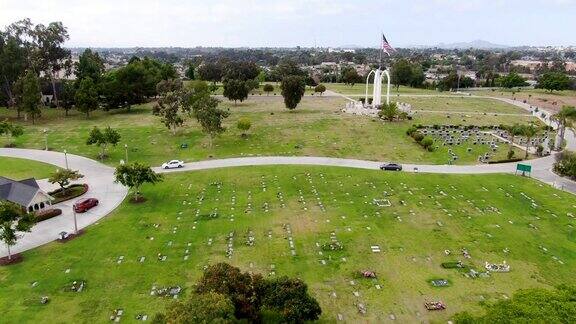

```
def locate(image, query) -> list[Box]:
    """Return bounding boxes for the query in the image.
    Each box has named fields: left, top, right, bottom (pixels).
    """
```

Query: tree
left=197, top=61, right=223, bottom=84
left=223, top=61, right=259, bottom=82
left=0, top=120, right=23, bottom=146
left=551, top=106, right=576, bottom=150
left=86, top=126, right=121, bottom=159
left=0, top=200, right=35, bottom=261
left=263, top=84, right=274, bottom=96
left=59, top=79, right=75, bottom=116
left=314, top=84, right=326, bottom=96
left=0, top=36, right=27, bottom=110
left=453, top=285, right=576, bottom=323
left=184, top=62, right=195, bottom=80
left=537, top=72, right=572, bottom=92
left=48, top=169, right=84, bottom=195
left=33, top=21, right=71, bottom=108
left=194, top=263, right=322, bottom=322
left=271, top=59, right=305, bottom=81
left=519, top=124, right=539, bottom=159
left=280, top=76, right=306, bottom=110
left=497, top=72, right=528, bottom=88
left=223, top=79, right=249, bottom=104
left=114, top=162, right=163, bottom=201
left=159, top=292, right=236, bottom=324
left=75, top=77, right=98, bottom=118
left=438, top=71, right=474, bottom=91
left=19, top=70, right=41, bottom=124
left=196, top=263, right=264, bottom=321
left=341, top=67, right=363, bottom=86
left=237, top=117, right=251, bottom=138
left=152, top=90, right=186, bottom=135
left=191, top=95, right=230, bottom=148
left=504, top=124, right=523, bottom=159
left=261, top=276, right=322, bottom=322
left=391, top=59, right=414, bottom=90
left=74, top=48, right=104, bottom=85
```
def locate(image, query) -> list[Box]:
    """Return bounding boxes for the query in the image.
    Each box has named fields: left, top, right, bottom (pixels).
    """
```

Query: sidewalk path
left=0, top=148, right=127, bottom=257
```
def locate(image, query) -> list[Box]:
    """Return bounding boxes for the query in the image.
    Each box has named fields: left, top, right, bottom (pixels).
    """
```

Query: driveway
left=0, top=149, right=127, bottom=257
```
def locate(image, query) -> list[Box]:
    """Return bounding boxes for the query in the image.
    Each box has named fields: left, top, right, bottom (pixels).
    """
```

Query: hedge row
left=35, top=208, right=62, bottom=222
left=407, top=127, right=435, bottom=152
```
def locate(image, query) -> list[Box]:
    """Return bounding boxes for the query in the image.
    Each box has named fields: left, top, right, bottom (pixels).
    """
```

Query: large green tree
left=114, top=162, right=163, bottom=201
left=280, top=76, right=306, bottom=110
left=537, top=72, right=572, bottom=92
left=0, top=201, right=35, bottom=261
left=223, top=79, right=249, bottom=104
left=158, top=292, right=236, bottom=324
left=153, top=89, right=187, bottom=135
left=32, top=21, right=71, bottom=108
left=497, top=72, right=528, bottom=88
left=19, top=70, right=41, bottom=124
left=191, top=95, right=229, bottom=148
left=75, top=48, right=104, bottom=85
left=75, top=77, right=98, bottom=118
left=0, top=36, right=27, bottom=109
left=261, top=276, right=322, bottom=322
left=86, top=126, right=121, bottom=159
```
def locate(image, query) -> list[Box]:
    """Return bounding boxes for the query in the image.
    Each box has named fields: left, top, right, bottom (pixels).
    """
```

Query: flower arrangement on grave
left=321, top=241, right=344, bottom=251
left=63, top=280, right=86, bottom=292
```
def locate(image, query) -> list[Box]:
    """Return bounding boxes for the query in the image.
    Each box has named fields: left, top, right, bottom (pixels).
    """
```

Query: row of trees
left=153, top=263, right=321, bottom=323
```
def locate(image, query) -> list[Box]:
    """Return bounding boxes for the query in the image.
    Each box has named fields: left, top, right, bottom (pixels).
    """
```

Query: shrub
left=421, top=136, right=434, bottom=149
left=553, top=151, right=576, bottom=179
left=35, top=208, right=62, bottom=222
left=413, top=132, right=424, bottom=142
left=406, top=126, right=417, bottom=136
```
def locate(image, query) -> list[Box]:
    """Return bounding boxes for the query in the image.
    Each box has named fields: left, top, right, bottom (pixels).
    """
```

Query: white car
left=162, top=160, right=184, bottom=169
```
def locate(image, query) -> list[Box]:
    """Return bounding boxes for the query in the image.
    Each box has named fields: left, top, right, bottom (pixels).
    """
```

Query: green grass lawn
left=1, top=166, right=574, bottom=322
left=0, top=96, right=541, bottom=166
left=326, top=83, right=440, bottom=95
left=0, top=157, right=56, bottom=180
left=401, top=96, right=530, bottom=114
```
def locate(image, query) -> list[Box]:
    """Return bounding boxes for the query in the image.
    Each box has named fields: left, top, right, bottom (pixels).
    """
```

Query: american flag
left=381, top=34, right=395, bottom=56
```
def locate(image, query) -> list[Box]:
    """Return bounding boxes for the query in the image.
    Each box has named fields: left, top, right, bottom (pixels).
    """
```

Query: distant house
left=0, top=177, right=54, bottom=213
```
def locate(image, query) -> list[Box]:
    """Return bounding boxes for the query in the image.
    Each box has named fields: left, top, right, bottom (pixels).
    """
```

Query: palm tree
left=505, top=124, right=523, bottom=158
left=551, top=105, right=576, bottom=150
left=520, top=124, right=539, bottom=159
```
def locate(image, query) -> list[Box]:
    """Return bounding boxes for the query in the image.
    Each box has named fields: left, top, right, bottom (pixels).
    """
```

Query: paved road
left=2, top=95, right=575, bottom=257
left=0, top=148, right=127, bottom=257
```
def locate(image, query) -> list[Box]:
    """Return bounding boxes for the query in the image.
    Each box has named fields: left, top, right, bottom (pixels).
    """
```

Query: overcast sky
left=1, top=0, right=575, bottom=48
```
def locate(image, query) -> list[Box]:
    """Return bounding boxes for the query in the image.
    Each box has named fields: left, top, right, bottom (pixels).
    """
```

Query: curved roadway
left=1, top=96, right=575, bottom=257
left=0, top=149, right=127, bottom=257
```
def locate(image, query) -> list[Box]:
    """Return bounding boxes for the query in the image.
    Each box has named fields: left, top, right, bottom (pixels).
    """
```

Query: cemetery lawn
left=1, top=166, right=575, bottom=322
left=0, top=157, right=55, bottom=180
left=326, top=83, right=440, bottom=95
left=0, top=96, right=540, bottom=166
left=473, top=88, right=576, bottom=114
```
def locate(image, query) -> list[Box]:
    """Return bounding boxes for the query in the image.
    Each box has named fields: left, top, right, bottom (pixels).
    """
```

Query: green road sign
left=516, top=163, right=532, bottom=176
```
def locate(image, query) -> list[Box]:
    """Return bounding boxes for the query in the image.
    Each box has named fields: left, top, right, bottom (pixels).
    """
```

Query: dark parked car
left=73, top=198, right=99, bottom=213
left=380, top=163, right=402, bottom=171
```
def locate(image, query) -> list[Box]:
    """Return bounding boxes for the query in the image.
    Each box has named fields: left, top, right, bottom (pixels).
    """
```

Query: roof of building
left=0, top=176, right=46, bottom=207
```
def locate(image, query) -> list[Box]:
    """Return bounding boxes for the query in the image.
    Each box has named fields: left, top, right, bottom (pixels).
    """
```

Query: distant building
left=0, top=177, right=54, bottom=213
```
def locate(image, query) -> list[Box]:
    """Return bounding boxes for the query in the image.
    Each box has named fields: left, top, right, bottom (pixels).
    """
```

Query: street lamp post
left=73, top=209, right=78, bottom=235
left=124, top=144, right=128, bottom=163
left=64, top=149, right=69, bottom=169
left=43, top=129, right=48, bottom=151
